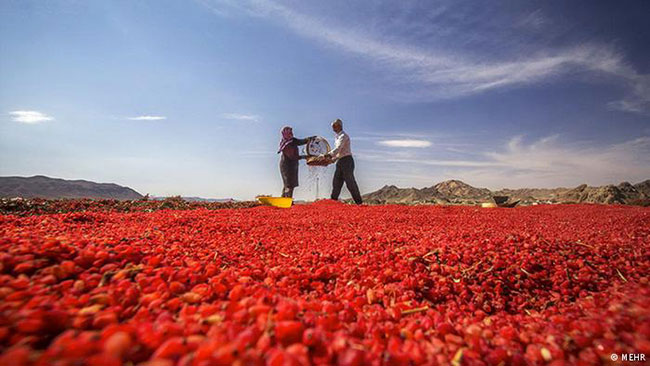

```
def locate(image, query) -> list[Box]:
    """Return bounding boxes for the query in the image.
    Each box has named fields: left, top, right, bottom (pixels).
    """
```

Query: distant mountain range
left=0, top=175, right=143, bottom=200
left=0, top=176, right=237, bottom=202
left=3, top=175, right=649, bottom=205
left=363, top=179, right=650, bottom=205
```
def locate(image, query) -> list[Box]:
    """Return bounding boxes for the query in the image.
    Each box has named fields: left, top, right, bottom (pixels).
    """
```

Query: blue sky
left=1, top=0, right=649, bottom=200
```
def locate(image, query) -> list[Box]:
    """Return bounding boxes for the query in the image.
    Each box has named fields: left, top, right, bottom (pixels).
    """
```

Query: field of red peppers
left=1, top=201, right=649, bottom=366
left=0, top=197, right=259, bottom=216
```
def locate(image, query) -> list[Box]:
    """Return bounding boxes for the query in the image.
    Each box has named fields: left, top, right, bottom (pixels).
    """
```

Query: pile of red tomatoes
left=1, top=201, right=649, bottom=365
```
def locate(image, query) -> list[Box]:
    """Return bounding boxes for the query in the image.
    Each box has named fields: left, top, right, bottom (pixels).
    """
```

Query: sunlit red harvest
left=0, top=201, right=649, bottom=365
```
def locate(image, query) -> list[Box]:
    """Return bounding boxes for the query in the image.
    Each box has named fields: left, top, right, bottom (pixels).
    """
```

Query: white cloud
left=393, top=159, right=503, bottom=168
left=607, top=75, right=650, bottom=116
left=9, top=110, right=54, bottom=124
left=447, top=136, right=650, bottom=188
left=221, top=113, right=260, bottom=122
left=516, top=9, right=547, bottom=31
left=200, top=0, right=650, bottom=113
left=127, top=115, right=167, bottom=121
left=359, top=135, right=650, bottom=188
left=377, top=139, right=432, bottom=148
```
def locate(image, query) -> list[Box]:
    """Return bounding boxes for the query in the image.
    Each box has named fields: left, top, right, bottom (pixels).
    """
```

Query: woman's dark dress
left=280, top=137, right=308, bottom=188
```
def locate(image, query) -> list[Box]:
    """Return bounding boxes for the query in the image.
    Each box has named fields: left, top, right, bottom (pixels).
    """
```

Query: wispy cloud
left=199, top=0, right=649, bottom=113
left=221, top=113, right=260, bottom=122
left=389, top=158, right=503, bottom=168
left=377, top=139, right=432, bottom=148
left=9, top=110, right=54, bottom=124
left=358, top=134, right=650, bottom=188
left=516, top=9, right=547, bottom=31
left=480, top=135, right=650, bottom=185
left=127, top=115, right=167, bottom=121
left=607, top=75, right=650, bottom=116
left=355, top=131, right=432, bottom=142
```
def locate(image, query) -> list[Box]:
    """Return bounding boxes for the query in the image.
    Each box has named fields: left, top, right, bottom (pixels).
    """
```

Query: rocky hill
left=362, top=179, right=650, bottom=205
left=635, top=180, right=650, bottom=196
left=434, top=180, right=491, bottom=200
left=0, top=175, right=143, bottom=200
left=362, top=185, right=448, bottom=205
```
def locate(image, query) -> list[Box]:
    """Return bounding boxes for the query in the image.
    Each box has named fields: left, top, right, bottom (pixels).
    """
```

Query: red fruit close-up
left=1, top=201, right=649, bottom=365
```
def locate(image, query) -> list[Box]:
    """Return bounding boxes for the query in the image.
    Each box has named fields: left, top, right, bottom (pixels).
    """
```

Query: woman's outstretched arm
left=294, top=136, right=315, bottom=146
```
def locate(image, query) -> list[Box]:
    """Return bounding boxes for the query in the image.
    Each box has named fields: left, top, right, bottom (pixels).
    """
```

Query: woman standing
left=278, top=126, right=314, bottom=198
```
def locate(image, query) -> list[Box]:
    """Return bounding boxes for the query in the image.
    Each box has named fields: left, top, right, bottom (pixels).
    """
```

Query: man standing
left=325, top=119, right=363, bottom=205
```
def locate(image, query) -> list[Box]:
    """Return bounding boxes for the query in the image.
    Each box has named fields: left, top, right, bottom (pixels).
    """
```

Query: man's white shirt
left=329, top=130, right=352, bottom=160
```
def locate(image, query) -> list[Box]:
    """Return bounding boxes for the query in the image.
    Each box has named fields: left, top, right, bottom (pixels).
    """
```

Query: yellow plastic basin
left=257, top=196, right=293, bottom=208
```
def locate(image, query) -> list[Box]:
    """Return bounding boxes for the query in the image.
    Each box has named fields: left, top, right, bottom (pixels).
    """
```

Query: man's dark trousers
left=331, top=155, right=363, bottom=204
